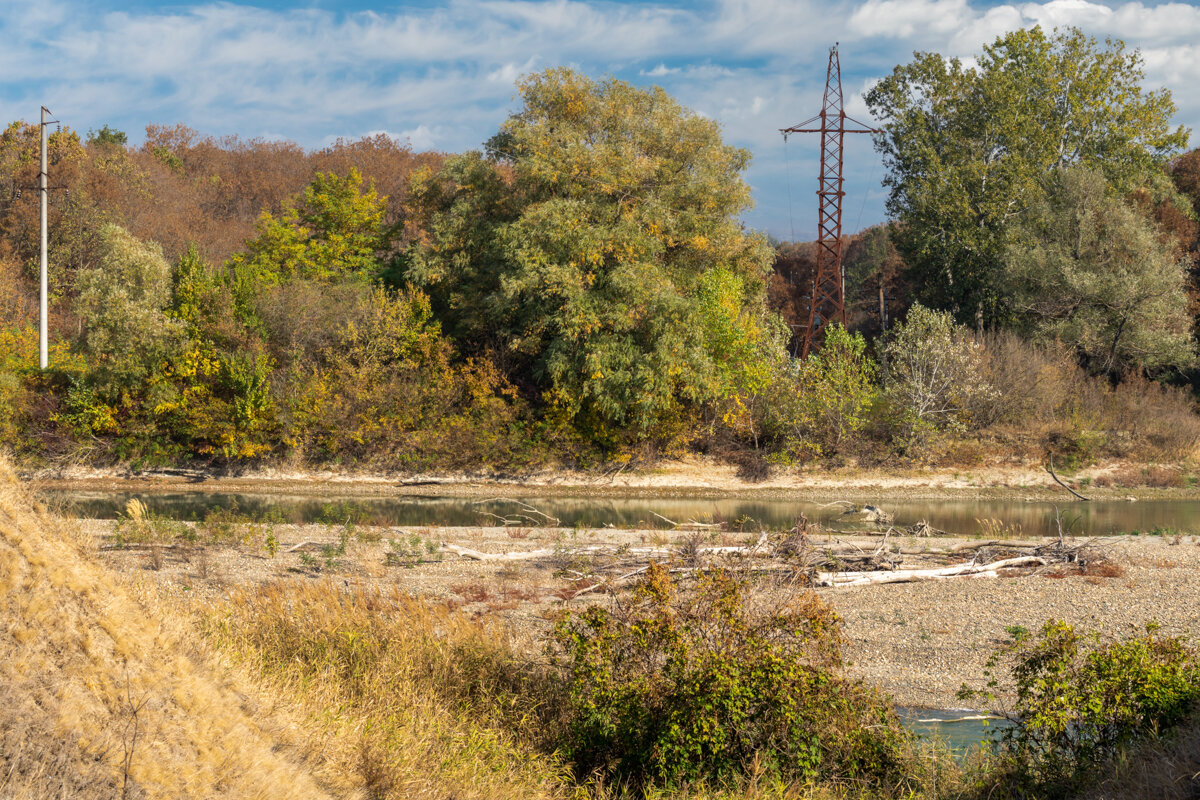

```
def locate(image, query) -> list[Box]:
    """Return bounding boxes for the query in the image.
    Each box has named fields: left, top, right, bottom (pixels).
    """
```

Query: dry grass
left=202, top=580, right=571, bottom=800
left=1094, top=465, right=1188, bottom=489
left=973, top=332, right=1200, bottom=465
left=0, top=459, right=331, bottom=799
left=1089, top=714, right=1200, bottom=800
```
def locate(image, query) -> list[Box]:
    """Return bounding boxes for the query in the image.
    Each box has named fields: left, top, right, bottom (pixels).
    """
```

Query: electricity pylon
left=781, top=45, right=876, bottom=357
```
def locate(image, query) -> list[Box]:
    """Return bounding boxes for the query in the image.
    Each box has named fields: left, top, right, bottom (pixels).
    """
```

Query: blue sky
left=3, top=0, right=1198, bottom=240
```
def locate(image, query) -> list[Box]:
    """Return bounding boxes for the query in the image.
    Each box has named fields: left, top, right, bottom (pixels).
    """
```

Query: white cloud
left=849, top=0, right=971, bottom=38
left=1, top=0, right=1196, bottom=240
left=399, top=125, right=440, bottom=151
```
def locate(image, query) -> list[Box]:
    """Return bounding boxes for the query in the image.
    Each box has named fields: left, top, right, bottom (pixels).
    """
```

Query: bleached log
left=816, top=555, right=1047, bottom=587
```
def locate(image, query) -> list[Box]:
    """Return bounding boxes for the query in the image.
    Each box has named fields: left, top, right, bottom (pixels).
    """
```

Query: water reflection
left=41, top=490, right=1200, bottom=537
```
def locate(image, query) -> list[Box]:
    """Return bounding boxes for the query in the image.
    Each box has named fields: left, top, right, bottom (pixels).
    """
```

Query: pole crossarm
left=779, top=45, right=879, bottom=358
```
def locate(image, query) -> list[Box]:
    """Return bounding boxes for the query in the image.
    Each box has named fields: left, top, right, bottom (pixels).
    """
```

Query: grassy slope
left=0, top=459, right=332, bottom=799
left=0, top=458, right=568, bottom=799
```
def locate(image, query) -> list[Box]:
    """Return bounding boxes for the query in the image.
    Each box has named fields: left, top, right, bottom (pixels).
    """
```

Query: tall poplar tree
left=866, top=27, right=1189, bottom=324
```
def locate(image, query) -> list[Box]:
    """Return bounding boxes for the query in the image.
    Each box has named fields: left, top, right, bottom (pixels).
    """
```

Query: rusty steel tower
left=782, top=44, right=876, bottom=357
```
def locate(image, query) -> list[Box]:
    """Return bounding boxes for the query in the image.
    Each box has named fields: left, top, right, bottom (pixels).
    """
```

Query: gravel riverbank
left=828, top=534, right=1200, bottom=707
left=79, top=509, right=1200, bottom=711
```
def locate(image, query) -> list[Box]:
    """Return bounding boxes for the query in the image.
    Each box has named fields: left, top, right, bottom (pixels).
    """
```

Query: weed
left=977, top=518, right=1024, bottom=539
left=146, top=545, right=165, bottom=571
left=1004, top=624, right=1030, bottom=641
left=386, top=533, right=443, bottom=567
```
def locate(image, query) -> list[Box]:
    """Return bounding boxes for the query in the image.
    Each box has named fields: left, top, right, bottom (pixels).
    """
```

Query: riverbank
left=78, top=513, right=1200, bottom=710
left=23, top=456, right=1200, bottom=501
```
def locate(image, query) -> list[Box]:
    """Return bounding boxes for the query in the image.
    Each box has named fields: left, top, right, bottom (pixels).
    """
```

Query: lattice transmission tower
left=782, top=44, right=876, bottom=357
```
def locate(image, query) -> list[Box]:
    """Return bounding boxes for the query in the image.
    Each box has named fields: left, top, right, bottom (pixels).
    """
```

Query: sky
left=2, top=0, right=1198, bottom=241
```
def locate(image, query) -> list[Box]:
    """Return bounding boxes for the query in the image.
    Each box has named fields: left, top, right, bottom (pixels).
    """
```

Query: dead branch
left=1045, top=461, right=1091, bottom=501
left=648, top=511, right=722, bottom=530
left=471, top=497, right=562, bottom=526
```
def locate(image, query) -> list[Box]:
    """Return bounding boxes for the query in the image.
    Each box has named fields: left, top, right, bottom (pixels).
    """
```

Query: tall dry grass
left=203, top=580, right=571, bottom=800
left=0, top=459, right=332, bottom=799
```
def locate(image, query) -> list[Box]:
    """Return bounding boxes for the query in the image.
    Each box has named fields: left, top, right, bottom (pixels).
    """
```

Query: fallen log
left=816, top=556, right=1047, bottom=587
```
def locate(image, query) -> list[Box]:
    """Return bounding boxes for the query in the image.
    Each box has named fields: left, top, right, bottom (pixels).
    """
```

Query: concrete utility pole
left=39, top=106, right=51, bottom=370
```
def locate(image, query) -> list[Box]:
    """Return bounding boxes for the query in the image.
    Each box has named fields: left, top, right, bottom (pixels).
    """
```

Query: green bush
left=882, top=304, right=994, bottom=447
left=963, top=620, right=1200, bottom=797
left=552, top=563, right=911, bottom=791
left=767, top=324, right=878, bottom=460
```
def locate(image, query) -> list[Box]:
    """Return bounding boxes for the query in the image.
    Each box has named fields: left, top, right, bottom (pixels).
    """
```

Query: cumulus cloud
left=0, top=0, right=1195, bottom=240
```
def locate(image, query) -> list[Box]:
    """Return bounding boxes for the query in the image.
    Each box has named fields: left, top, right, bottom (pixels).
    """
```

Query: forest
left=2, top=26, right=1200, bottom=475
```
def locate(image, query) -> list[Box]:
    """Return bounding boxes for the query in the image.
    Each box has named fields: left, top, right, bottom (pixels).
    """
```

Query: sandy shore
left=77, top=512, right=1200, bottom=710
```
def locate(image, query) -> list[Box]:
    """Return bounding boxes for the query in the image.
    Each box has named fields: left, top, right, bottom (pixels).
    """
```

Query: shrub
left=767, top=324, right=878, bottom=460
left=963, top=620, right=1200, bottom=797
left=882, top=304, right=994, bottom=443
left=73, top=224, right=183, bottom=398
left=552, top=563, right=910, bottom=791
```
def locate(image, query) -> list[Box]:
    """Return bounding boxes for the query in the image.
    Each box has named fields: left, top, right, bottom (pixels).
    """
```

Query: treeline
left=2, top=28, right=1200, bottom=472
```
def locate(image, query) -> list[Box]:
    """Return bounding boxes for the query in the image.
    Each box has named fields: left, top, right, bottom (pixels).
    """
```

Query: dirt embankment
left=24, top=456, right=1200, bottom=502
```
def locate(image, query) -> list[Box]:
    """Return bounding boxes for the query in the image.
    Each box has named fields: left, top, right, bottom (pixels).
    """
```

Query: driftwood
left=842, top=504, right=894, bottom=525
left=471, top=498, right=562, bottom=526
left=1046, top=461, right=1091, bottom=501
left=441, top=532, right=769, bottom=563
left=648, top=511, right=723, bottom=530
left=816, top=556, right=1048, bottom=587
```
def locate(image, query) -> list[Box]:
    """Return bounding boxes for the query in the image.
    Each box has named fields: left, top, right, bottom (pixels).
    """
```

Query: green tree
left=866, top=27, right=1189, bottom=323
left=228, top=169, right=392, bottom=320
left=769, top=325, right=878, bottom=459
left=1004, top=167, right=1195, bottom=377
left=86, top=126, right=128, bottom=147
left=696, top=266, right=788, bottom=446
left=407, top=68, right=775, bottom=440
left=74, top=224, right=182, bottom=398
left=882, top=304, right=993, bottom=440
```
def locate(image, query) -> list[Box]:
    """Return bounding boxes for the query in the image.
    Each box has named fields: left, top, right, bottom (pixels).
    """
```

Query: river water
left=44, top=489, right=1200, bottom=537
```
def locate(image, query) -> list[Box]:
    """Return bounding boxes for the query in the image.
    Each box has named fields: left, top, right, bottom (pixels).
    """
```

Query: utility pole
left=781, top=45, right=876, bottom=357
left=39, top=106, right=53, bottom=370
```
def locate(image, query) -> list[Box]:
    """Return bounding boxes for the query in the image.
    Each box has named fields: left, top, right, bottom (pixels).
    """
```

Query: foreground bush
left=553, top=564, right=912, bottom=792
left=962, top=620, right=1200, bottom=798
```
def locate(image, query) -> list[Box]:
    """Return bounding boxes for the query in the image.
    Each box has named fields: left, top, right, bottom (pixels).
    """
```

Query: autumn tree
left=867, top=27, right=1189, bottom=324
left=1004, top=167, right=1195, bottom=377
left=407, top=68, right=776, bottom=441
left=1174, top=149, right=1200, bottom=216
